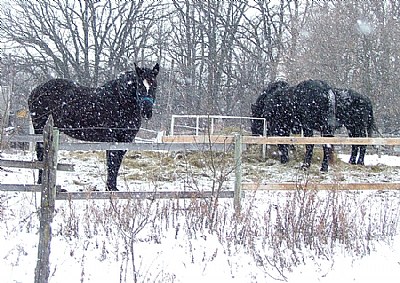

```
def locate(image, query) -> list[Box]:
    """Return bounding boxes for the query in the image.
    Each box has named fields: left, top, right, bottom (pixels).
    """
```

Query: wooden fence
left=162, top=134, right=400, bottom=190
left=2, top=119, right=400, bottom=282
left=0, top=119, right=240, bottom=283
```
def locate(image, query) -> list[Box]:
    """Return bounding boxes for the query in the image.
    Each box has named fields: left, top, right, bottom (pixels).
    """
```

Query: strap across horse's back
left=327, top=89, right=336, bottom=130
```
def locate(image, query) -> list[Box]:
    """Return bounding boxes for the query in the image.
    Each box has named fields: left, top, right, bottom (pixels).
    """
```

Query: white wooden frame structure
left=169, top=114, right=267, bottom=136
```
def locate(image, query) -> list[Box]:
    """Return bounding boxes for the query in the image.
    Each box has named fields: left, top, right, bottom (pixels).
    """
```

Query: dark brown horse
left=29, top=63, right=160, bottom=191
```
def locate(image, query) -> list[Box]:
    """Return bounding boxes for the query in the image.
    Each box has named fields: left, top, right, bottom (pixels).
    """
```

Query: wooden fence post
left=34, top=116, right=59, bottom=283
left=234, top=133, right=242, bottom=213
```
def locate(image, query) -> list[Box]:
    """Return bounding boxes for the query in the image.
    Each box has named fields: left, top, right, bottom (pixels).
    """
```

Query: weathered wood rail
left=243, top=182, right=400, bottom=191
left=162, top=134, right=400, bottom=146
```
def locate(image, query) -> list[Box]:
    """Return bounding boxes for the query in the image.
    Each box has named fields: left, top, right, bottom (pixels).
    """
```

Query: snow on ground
left=1, top=149, right=400, bottom=282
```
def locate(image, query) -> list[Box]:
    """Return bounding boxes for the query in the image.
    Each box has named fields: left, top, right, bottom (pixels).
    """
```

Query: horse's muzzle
left=140, top=100, right=153, bottom=119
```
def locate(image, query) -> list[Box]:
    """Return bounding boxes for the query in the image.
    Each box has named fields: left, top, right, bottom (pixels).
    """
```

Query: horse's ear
left=152, top=63, right=160, bottom=76
left=135, top=63, right=144, bottom=77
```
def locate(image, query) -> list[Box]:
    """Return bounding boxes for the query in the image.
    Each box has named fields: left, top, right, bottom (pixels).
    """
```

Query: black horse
left=252, top=79, right=336, bottom=171
left=251, top=80, right=290, bottom=135
left=251, top=80, right=297, bottom=163
left=335, top=88, right=375, bottom=165
left=251, top=81, right=289, bottom=135
left=293, top=79, right=337, bottom=172
left=29, top=63, right=160, bottom=191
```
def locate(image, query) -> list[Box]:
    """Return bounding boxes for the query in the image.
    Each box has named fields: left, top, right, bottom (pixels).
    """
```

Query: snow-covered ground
left=1, top=148, right=400, bottom=282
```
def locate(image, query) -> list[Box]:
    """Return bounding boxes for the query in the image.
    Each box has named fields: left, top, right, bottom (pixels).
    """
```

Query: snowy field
left=1, top=147, right=400, bottom=282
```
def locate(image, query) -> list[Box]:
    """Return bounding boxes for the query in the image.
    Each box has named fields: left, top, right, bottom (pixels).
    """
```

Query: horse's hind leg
left=357, top=129, right=367, bottom=165
left=106, top=150, right=127, bottom=191
left=357, top=145, right=366, bottom=165
left=347, top=127, right=358, bottom=164
left=320, top=129, right=334, bottom=172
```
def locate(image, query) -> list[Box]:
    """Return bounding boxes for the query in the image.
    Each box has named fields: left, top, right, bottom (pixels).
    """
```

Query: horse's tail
left=370, top=118, right=383, bottom=138
left=367, top=106, right=383, bottom=138
left=327, top=89, right=336, bottom=136
left=367, top=115, right=376, bottom=138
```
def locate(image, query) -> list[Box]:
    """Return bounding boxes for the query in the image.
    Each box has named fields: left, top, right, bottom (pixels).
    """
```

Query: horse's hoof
left=280, top=157, right=289, bottom=164
left=301, top=163, right=310, bottom=170
left=106, top=187, right=119, bottom=192
left=320, top=166, right=329, bottom=173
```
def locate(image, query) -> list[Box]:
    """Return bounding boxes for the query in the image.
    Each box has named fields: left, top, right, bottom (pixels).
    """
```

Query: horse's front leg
left=302, top=144, right=314, bottom=169
left=36, top=142, right=44, bottom=184
left=273, top=126, right=290, bottom=164
left=106, top=150, right=127, bottom=191
left=349, top=145, right=359, bottom=164
left=278, top=144, right=289, bottom=164
left=302, top=128, right=314, bottom=169
left=321, top=144, right=333, bottom=172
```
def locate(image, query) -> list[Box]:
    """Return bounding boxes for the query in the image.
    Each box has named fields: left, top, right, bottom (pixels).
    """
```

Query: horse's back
left=294, top=79, right=336, bottom=133
left=29, top=79, right=79, bottom=110
left=30, top=78, right=76, bottom=98
left=336, top=88, right=374, bottom=131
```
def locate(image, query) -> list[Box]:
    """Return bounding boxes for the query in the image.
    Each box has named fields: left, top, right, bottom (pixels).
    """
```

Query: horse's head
left=251, top=103, right=265, bottom=136
left=251, top=81, right=291, bottom=136
left=134, top=63, right=160, bottom=119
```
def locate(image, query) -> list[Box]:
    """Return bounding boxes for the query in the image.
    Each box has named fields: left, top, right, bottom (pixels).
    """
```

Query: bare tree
left=166, top=0, right=249, bottom=116
left=290, top=0, right=400, bottom=132
left=2, top=0, right=399, bottom=134
left=0, top=0, right=164, bottom=86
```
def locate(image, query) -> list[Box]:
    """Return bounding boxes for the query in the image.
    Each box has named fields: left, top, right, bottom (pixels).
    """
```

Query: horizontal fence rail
left=3, top=134, right=44, bottom=143
left=162, top=135, right=400, bottom=146
left=58, top=142, right=229, bottom=151
left=56, top=190, right=235, bottom=200
left=0, top=184, right=43, bottom=192
left=4, top=133, right=400, bottom=149
left=243, top=182, right=400, bottom=191
left=0, top=159, right=74, bottom=171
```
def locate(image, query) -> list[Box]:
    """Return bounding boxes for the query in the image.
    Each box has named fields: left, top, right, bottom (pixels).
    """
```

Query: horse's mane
left=255, top=80, right=289, bottom=108
left=297, top=79, right=331, bottom=92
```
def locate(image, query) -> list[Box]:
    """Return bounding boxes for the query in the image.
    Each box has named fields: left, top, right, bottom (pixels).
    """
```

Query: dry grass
left=49, top=181, right=400, bottom=281
left=48, top=145, right=400, bottom=280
